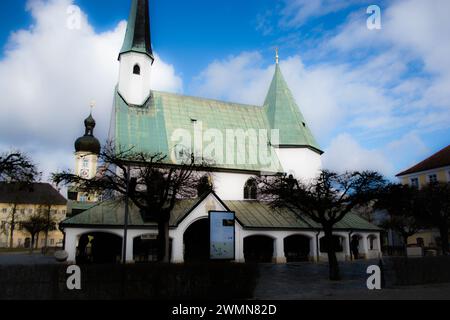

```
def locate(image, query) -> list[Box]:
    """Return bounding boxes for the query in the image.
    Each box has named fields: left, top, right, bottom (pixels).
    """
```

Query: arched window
left=244, top=179, right=258, bottom=200
left=133, top=64, right=141, bottom=75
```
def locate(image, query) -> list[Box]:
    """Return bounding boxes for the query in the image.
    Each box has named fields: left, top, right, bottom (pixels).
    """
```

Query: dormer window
left=133, top=64, right=141, bottom=75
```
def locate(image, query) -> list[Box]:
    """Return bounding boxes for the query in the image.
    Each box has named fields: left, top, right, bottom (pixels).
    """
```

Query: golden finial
left=275, top=48, right=279, bottom=65
left=90, top=100, right=96, bottom=114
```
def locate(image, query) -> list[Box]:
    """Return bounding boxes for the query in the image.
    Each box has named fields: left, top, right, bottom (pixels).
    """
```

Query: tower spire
left=119, top=0, right=154, bottom=61
left=275, top=48, right=279, bottom=65
left=263, top=62, right=322, bottom=153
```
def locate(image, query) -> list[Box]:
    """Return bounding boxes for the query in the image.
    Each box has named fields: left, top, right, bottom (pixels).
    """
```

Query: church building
left=60, top=0, right=382, bottom=264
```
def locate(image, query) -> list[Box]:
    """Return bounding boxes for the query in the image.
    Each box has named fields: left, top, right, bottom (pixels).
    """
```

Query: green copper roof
left=61, top=197, right=381, bottom=232
left=112, top=65, right=322, bottom=172
left=264, top=64, right=322, bottom=152
left=113, top=89, right=284, bottom=173
left=61, top=200, right=197, bottom=228
left=119, top=0, right=154, bottom=60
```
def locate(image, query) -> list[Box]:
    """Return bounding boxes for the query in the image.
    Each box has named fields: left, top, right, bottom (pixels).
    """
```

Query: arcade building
left=60, top=0, right=382, bottom=264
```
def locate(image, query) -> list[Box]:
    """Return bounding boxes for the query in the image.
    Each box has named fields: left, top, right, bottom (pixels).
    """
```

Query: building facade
left=0, top=183, right=67, bottom=249
left=396, top=145, right=450, bottom=249
left=60, top=0, right=382, bottom=264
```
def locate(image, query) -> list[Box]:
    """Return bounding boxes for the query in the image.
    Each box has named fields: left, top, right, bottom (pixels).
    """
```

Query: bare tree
left=374, top=184, right=427, bottom=253
left=21, top=214, right=48, bottom=253
left=419, top=182, right=450, bottom=255
left=53, top=143, right=210, bottom=262
left=38, top=204, right=58, bottom=253
left=8, top=203, right=18, bottom=249
left=258, top=170, right=385, bottom=281
left=0, top=151, right=40, bottom=183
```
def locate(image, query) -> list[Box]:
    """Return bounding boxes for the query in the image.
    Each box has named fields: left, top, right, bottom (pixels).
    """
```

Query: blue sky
left=0, top=0, right=449, bottom=181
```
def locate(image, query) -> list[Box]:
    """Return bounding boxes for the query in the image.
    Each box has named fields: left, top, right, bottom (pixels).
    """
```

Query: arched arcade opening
left=319, top=235, right=345, bottom=254
left=244, top=235, right=274, bottom=263
left=76, top=232, right=122, bottom=264
left=184, top=219, right=210, bottom=262
left=284, top=235, right=311, bottom=262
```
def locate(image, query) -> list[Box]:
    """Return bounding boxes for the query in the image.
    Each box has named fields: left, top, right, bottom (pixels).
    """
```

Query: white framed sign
left=209, top=211, right=235, bottom=260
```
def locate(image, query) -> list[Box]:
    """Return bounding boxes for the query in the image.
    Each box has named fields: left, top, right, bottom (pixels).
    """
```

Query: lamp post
left=122, top=164, right=136, bottom=264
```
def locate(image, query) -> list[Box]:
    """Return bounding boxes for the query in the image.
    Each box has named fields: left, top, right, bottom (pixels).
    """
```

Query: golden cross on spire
left=275, top=48, right=279, bottom=65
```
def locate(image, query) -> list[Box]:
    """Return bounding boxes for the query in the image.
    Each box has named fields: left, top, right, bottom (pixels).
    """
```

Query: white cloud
left=191, top=52, right=273, bottom=106
left=322, top=134, right=393, bottom=175
left=328, top=0, right=450, bottom=119
left=280, top=0, right=359, bottom=27
left=191, top=51, right=411, bottom=143
left=0, top=0, right=182, bottom=181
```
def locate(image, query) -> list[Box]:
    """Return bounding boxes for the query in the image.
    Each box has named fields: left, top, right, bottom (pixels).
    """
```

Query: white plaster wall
left=317, top=231, right=382, bottom=262
left=63, top=197, right=383, bottom=264
left=275, top=148, right=322, bottom=181
left=213, top=172, right=254, bottom=200
left=118, top=52, right=153, bottom=106
left=64, top=227, right=158, bottom=263
left=169, top=193, right=228, bottom=263
left=75, top=152, right=98, bottom=179
left=239, top=229, right=318, bottom=263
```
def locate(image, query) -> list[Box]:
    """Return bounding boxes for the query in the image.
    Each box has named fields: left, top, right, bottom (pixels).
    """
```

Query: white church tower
left=72, top=110, right=101, bottom=203
left=118, top=0, right=155, bottom=106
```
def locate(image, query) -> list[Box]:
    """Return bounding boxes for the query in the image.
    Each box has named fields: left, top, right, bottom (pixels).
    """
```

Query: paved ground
left=254, top=260, right=450, bottom=300
left=0, top=252, right=57, bottom=265
left=1, top=254, right=450, bottom=299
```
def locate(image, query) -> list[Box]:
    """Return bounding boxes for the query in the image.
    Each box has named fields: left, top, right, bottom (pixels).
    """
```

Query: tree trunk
left=44, top=207, right=51, bottom=254
left=35, top=233, right=39, bottom=251
left=9, top=222, right=15, bottom=249
left=439, top=224, right=449, bottom=256
left=29, top=234, right=35, bottom=254
left=324, top=227, right=341, bottom=281
left=402, top=235, right=409, bottom=256
left=157, top=212, right=171, bottom=263
left=9, top=206, right=16, bottom=249
left=44, top=230, right=49, bottom=253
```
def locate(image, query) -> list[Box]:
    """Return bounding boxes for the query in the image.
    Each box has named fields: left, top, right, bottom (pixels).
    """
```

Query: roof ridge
left=396, top=144, right=450, bottom=176
left=151, top=90, right=262, bottom=109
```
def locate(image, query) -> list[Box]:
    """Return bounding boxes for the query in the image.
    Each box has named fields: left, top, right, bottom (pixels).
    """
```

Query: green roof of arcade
left=61, top=195, right=381, bottom=232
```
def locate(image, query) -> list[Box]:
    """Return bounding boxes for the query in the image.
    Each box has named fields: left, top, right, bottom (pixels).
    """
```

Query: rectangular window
left=410, top=178, right=419, bottom=188
left=50, top=239, right=55, bottom=245
left=83, top=159, right=89, bottom=168
left=2, top=208, right=7, bottom=214
left=28, top=209, right=33, bottom=214
left=20, top=209, right=25, bottom=215
left=429, top=174, right=438, bottom=183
